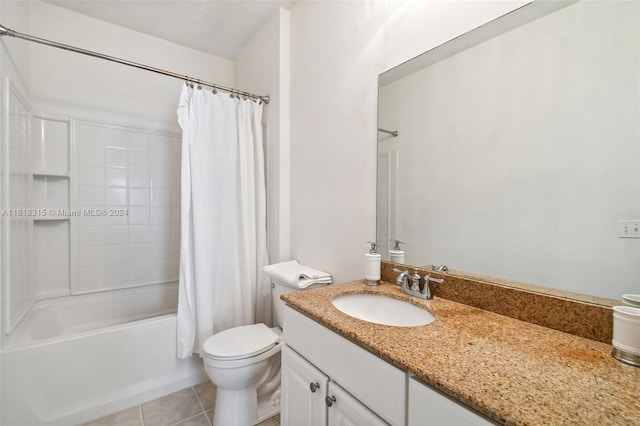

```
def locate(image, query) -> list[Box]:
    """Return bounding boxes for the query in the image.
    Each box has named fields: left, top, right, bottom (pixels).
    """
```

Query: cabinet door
left=281, top=345, right=328, bottom=426
left=408, top=378, right=495, bottom=425
left=326, top=382, right=388, bottom=426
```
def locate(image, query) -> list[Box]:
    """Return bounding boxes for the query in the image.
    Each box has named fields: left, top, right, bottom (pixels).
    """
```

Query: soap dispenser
left=389, top=239, right=405, bottom=264
left=364, top=241, right=381, bottom=286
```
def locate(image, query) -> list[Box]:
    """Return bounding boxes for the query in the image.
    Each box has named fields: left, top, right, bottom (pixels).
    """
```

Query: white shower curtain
left=176, top=85, right=269, bottom=359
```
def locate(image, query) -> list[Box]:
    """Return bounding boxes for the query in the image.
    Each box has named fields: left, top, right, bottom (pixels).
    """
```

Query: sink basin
left=331, top=294, right=435, bottom=327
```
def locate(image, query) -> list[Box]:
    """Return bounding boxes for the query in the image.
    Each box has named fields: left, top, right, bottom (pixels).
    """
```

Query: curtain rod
left=0, top=24, right=270, bottom=104
left=378, top=128, right=398, bottom=137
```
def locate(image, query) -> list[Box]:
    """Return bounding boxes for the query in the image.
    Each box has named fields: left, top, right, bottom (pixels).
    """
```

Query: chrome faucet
left=431, top=264, right=449, bottom=273
left=394, top=268, right=444, bottom=300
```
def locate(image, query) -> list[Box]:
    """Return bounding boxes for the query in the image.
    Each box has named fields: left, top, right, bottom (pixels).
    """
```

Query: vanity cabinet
left=283, top=305, right=405, bottom=425
left=282, top=345, right=386, bottom=426
left=283, top=304, right=495, bottom=426
left=408, top=378, right=495, bottom=425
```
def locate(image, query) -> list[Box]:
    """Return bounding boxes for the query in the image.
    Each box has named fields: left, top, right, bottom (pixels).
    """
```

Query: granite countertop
left=281, top=280, right=640, bottom=425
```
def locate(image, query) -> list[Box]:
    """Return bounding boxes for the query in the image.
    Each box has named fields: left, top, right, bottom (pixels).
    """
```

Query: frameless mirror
left=377, top=0, right=639, bottom=303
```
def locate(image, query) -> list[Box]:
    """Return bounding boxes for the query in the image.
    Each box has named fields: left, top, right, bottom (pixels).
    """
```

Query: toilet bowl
left=203, top=277, right=329, bottom=426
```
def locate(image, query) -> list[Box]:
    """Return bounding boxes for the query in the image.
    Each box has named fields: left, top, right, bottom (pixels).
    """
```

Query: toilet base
left=212, top=388, right=257, bottom=426
left=210, top=386, right=280, bottom=426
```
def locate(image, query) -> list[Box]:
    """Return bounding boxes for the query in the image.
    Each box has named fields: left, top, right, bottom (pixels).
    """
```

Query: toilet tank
left=271, top=279, right=329, bottom=328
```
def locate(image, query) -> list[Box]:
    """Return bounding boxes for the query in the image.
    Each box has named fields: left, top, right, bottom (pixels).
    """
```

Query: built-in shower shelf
left=33, top=170, right=70, bottom=178
left=34, top=217, right=71, bottom=222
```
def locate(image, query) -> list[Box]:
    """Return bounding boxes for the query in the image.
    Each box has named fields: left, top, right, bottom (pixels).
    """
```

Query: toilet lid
left=203, top=323, right=279, bottom=360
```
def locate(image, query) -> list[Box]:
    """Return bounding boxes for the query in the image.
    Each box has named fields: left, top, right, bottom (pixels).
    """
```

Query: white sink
left=331, top=294, right=435, bottom=327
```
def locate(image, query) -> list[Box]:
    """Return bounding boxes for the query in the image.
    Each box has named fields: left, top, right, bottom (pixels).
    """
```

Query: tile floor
left=81, top=381, right=280, bottom=426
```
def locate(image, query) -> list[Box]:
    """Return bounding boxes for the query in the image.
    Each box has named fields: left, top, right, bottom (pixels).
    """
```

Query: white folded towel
left=263, top=260, right=332, bottom=289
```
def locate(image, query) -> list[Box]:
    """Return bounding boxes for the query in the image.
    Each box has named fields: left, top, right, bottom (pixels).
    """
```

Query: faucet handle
left=427, top=276, right=444, bottom=284
left=421, top=274, right=444, bottom=288
left=421, top=275, right=444, bottom=300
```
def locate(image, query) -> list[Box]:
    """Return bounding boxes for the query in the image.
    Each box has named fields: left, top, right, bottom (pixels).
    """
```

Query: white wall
left=1, top=0, right=30, bottom=92
left=235, top=8, right=291, bottom=264
left=288, top=0, right=530, bottom=283
left=28, top=0, right=233, bottom=133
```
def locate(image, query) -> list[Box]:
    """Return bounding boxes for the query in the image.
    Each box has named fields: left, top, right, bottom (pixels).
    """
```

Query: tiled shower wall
left=29, top=115, right=180, bottom=300
left=75, top=121, right=180, bottom=293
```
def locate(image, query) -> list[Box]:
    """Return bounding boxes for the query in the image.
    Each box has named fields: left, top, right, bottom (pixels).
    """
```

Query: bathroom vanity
left=281, top=280, right=640, bottom=425
left=282, top=304, right=491, bottom=425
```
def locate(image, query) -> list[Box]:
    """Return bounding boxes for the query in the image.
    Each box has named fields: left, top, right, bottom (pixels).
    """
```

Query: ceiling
left=44, top=0, right=296, bottom=59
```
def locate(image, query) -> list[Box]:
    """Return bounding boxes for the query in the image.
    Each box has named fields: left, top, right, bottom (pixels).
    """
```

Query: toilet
left=202, top=278, right=328, bottom=426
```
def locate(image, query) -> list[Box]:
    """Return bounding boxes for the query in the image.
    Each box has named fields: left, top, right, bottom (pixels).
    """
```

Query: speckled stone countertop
left=282, top=280, right=640, bottom=425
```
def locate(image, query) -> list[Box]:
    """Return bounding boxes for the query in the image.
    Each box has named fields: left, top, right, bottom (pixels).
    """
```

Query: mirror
left=377, top=0, right=639, bottom=303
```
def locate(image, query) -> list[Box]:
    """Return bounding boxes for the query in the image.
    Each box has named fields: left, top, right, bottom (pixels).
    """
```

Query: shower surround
left=5, top=110, right=182, bottom=330
left=1, top=94, right=203, bottom=425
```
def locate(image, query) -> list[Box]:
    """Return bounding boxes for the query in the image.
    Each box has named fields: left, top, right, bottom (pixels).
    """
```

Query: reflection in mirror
left=377, top=0, right=639, bottom=302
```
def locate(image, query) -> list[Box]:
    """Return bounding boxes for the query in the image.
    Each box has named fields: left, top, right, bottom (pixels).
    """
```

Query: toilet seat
left=203, top=323, right=279, bottom=361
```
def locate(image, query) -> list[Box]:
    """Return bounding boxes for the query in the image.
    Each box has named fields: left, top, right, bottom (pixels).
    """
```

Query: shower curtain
left=176, top=85, right=269, bottom=359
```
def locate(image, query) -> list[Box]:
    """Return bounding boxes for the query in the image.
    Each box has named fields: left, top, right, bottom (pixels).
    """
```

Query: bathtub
left=1, top=283, right=205, bottom=426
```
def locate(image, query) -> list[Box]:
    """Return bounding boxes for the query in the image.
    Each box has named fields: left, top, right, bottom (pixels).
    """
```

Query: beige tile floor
left=81, top=381, right=279, bottom=426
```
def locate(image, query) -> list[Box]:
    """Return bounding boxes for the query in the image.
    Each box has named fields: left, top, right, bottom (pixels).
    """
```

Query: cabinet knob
left=309, top=382, right=319, bottom=393
left=325, top=395, right=336, bottom=407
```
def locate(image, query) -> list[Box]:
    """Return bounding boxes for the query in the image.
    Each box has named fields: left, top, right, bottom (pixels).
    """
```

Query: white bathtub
left=1, top=283, right=205, bottom=426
